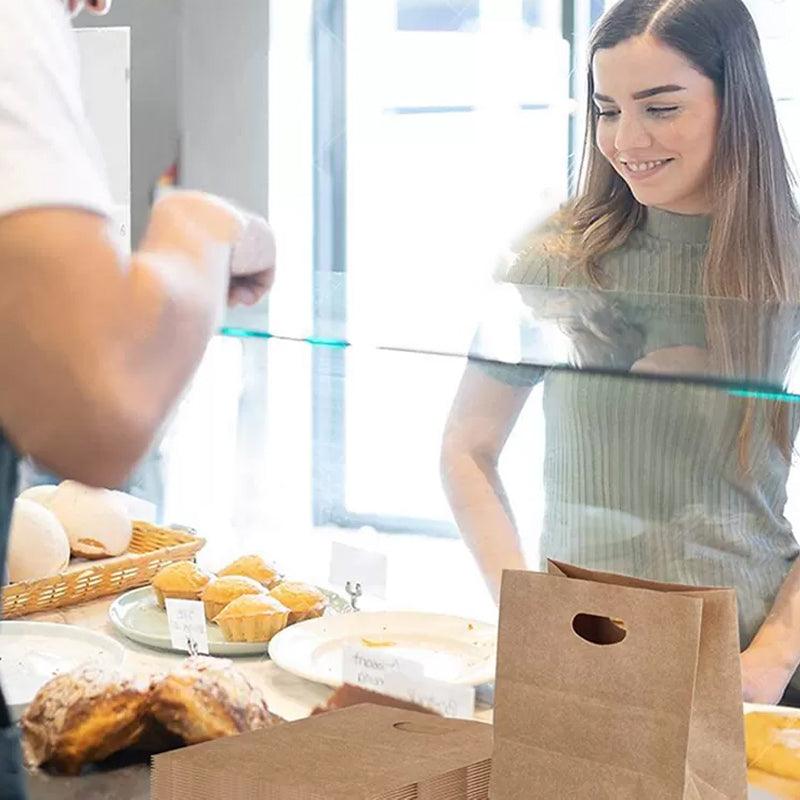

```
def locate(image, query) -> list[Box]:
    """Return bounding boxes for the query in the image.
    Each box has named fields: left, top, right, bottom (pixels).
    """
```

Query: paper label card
left=165, top=598, right=209, bottom=655
left=341, top=647, right=475, bottom=719
left=329, top=542, right=388, bottom=600
left=342, top=646, right=423, bottom=693
left=385, top=673, right=476, bottom=720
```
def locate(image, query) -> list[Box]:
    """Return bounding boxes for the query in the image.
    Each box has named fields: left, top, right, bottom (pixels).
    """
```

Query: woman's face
left=593, top=35, right=720, bottom=215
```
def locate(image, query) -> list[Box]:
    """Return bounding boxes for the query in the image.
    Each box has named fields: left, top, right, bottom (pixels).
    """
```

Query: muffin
left=213, top=595, right=290, bottom=643
left=217, top=555, right=281, bottom=589
left=151, top=561, right=213, bottom=609
left=201, top=575, right=266, bottom=621
left=269, top=581, right=328, bottom=624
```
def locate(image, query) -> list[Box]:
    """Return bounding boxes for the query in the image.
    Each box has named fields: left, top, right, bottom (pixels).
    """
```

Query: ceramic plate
left=109, top=585, right=350, bottom=657
left=0, top=621, right=126, bottom=721
left=268, top=610, right=496, bottom=687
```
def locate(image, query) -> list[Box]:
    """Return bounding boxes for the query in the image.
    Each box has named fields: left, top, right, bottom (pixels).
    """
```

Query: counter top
left=19, top=596, right=489, bottom=799
left=15, top=599, right=789, bottom=800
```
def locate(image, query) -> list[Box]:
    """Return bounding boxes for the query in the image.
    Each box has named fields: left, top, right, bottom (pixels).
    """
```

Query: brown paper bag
left=490, top=561, right=747, bottom=800
left=151, top=703, right=493, bottom=800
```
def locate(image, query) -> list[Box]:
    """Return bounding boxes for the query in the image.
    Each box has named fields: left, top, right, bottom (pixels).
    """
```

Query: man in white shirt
left=0, top=1, right=276, bottom=793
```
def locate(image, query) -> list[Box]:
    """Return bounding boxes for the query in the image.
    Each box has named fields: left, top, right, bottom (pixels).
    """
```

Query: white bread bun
left=18, top=485, right=58, bottom=508
left=48, top=481, right=133, bottom=559
left=7, top=499, right=70, bottom=583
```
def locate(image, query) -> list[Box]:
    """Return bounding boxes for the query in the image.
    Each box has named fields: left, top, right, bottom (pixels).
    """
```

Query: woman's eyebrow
left=593, top=84, right=687, bottom=103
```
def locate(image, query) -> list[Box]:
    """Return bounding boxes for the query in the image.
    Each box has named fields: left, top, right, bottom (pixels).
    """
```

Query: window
left=310, top=0, right=569, bottom=535
left=267, top=0, right=800, bottom=541
left=396, top=0, right=480, bottom=32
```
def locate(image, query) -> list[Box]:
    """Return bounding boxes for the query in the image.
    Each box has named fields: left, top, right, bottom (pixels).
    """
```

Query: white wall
left=75, top=0, right=181, bottom=246
left=178, top=0, right=270, bottom=219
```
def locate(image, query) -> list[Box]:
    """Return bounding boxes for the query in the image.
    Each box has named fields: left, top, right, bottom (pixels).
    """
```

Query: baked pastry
left=20, top=665, right=153, bottom=775
left=311, top=684, right=436, bottom=717
left=202, top=575, right=266, bottom=621
left=151, top=561, right=213, bottom=608
left=148, top=657, right=274, bottom=744
left=217, top=555, right=281, bottom=589
left=213, top=595, right=290, bottom=643
left=48, top=480, right=132, bottom=559
left=746, top=711, right=800, bottom=781
left=269, top=581, right=328, bottom=623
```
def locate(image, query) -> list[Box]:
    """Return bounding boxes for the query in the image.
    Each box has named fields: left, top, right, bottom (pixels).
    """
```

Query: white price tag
left=342, top=646, right=423, bottom=693
left=165, top=599, right=209, bottom=655
left=329, top=542, right=388, bottom=600
left=384, top=673, right=476, bottom=720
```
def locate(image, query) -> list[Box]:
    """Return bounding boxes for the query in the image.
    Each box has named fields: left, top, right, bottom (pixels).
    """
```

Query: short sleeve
left=469, top=223, right=572, bottom=387
left=0, top=0, right=112, bottom=219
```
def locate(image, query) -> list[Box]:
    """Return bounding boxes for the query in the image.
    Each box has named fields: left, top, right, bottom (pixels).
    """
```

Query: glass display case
left=24, top=281, right=800, bottom=795
left=159, top=273, right=800, bottom=626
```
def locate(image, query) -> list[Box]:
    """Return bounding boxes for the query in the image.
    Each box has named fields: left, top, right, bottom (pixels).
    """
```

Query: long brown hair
left=558, top=0, right=800, bottom=469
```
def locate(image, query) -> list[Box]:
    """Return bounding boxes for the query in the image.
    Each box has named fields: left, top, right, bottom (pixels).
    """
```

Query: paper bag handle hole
left=393, top=721, right=449, bottom=736
left=571, top=613, right=627, bottom=646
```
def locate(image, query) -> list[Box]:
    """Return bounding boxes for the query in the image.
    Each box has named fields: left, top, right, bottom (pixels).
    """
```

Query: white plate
left=109, top=586, right=350, bottom=657
left=268, top=611, right=497, bottom=688
left=0, top=621, right=126, bottom=722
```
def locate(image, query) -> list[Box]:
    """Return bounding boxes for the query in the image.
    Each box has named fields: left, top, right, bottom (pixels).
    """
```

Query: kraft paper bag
left=152, top=703, right=493, bottom=800
left=490, top=561, right=747, bottom=799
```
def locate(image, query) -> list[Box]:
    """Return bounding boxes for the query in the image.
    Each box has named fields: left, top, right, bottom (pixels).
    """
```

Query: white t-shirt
left=0, top=0, right=112, bottom=218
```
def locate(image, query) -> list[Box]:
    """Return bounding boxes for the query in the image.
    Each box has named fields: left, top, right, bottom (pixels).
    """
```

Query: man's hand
left=146, top=192, right=276, bottom=309
left=228, top=213, right=276, bottom=307
left=63, top=0, right=112, bottom=17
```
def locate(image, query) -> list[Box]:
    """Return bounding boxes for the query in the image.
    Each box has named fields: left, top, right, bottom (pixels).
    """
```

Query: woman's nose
left=615, top=114, right=652, bottom=152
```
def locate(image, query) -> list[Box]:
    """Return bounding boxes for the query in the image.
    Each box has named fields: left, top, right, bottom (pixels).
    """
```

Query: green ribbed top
left=496, top=208, right=799, bottom=671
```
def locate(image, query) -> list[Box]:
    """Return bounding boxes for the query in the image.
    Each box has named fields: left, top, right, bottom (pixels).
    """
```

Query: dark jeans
left=0, top=690, right=26, bottom=800
left=781, top=683, right=800, bottom=708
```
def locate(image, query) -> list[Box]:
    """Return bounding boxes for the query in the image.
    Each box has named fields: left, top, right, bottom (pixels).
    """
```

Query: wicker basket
left=1, top=522, right=205, bottom=619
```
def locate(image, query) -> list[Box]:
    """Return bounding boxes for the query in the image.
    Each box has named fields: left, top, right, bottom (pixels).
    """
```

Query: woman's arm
left=741, top=557, right=800, bottom=703
left=441, top=364, right=534, bottom=603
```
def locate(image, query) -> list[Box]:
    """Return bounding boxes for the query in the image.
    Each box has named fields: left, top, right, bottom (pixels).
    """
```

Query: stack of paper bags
left=151, top=704, right=492, bottom=800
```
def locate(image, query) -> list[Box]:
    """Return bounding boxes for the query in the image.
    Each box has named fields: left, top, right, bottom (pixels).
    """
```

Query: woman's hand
left=741, top=642, right=796, bottom=705
left=630, top=345, right=710, bottom=377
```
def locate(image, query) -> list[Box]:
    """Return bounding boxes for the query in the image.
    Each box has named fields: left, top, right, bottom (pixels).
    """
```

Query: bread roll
left=7, top=499, right=70, bottom=582
left=48, top=481, right=132, bottom=559
left=18, top=484, right=58, bottom=507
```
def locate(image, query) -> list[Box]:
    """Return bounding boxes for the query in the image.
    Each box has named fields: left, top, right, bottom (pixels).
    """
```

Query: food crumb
left=361, top=637, right=397, bottom=649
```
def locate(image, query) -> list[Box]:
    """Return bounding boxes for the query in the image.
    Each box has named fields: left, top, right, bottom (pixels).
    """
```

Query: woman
left=442, top=0, right=800, bottom=706
left=0, top=0, right=275, bottom=795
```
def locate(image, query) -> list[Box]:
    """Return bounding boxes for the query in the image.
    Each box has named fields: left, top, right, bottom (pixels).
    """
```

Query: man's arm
left=0, top=193, right=259, bottom=487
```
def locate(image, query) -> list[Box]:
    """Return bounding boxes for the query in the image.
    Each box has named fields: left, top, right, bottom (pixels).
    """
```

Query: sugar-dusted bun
left=7, top=499, right=70, bottom=583
left=48, top=481, right=133, bottom=559
left=18, top=484, right=58, bottom=508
